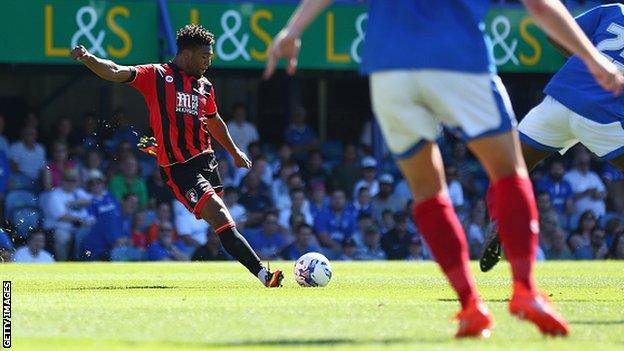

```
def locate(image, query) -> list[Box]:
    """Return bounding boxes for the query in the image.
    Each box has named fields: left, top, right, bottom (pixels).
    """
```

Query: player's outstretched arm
left=205, top=114, right=252, bottom=169
left=263, top=0, right=333, bottom=79
left=523, top=0, right=624, bottom=95
left=71, top=45, right=133, bottom=83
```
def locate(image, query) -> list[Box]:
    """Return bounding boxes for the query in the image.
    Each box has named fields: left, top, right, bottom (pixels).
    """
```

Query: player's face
left=190, top=45, right=214, bottom=78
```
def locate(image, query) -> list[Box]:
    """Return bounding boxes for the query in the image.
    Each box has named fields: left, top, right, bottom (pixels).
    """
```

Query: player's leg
left=161, top=157, right=282, bottom=287
left=370, top=70, right=492, bottom=338
left=479, top=96, right=572, bottom=272
left=450, top=75, right=569, bottom=335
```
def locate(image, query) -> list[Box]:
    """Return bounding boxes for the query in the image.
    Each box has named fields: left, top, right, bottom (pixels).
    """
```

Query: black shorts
left=160, top=152, right=223, bottom=218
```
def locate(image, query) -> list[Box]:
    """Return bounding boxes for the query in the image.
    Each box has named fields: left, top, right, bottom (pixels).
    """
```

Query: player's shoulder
left=595, top=3, right=624, bottom=15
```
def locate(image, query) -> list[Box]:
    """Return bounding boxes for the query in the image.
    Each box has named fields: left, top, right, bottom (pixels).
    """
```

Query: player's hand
left=263, top=29, right=301, bottom=79
left=233, top=149, right=252, bottom=169
left=71, top=45, right=91, bottom=62
left=137, top=136, right=157, bottom=157
left=585, top=53, right=624, bottom=96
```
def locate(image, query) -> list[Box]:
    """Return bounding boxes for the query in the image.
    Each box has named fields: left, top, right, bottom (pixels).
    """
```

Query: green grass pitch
left=2, top=261, right=623, bottom=350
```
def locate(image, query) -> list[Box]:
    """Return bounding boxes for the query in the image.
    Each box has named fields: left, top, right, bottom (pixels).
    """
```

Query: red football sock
left=492, top=174, right=538, bottom=291
left=413, top=194, right=477, bottom=308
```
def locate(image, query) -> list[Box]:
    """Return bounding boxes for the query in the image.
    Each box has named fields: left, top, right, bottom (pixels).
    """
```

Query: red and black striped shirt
left=128, top=62, right=217, bottom=166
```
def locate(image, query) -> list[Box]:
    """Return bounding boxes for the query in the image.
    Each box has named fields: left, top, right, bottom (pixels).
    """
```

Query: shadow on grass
left=570, top=320, right=624, bottom=325
left=70, top=285, right=176, bottom=290
left=174, top=337, right=454, bottom=348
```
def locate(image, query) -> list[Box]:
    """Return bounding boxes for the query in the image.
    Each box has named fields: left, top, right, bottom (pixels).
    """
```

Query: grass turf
left=1, top=261, right=623, bottom=350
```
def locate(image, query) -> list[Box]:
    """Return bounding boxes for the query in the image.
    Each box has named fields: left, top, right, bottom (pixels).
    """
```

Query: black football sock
left=218, top=227, right=264, bottom=277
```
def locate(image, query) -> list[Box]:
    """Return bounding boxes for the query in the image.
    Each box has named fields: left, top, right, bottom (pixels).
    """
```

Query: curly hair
left=176, top=24, right=215, bottom=52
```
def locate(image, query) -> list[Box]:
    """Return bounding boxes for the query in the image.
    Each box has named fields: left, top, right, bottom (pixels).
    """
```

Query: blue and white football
left=294, top=252, right=332, bottom=287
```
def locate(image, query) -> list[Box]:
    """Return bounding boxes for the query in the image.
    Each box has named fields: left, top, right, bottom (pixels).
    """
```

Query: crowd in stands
left=0, top=105, right=623, bottom=264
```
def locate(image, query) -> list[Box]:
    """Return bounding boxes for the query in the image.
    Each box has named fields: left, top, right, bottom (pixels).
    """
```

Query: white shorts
left=518, top=96, right=624, bottom=160
left=370, top=70, right=516, bottom=159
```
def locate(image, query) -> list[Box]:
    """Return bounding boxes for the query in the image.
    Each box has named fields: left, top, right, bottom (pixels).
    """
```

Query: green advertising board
left=0, top=0, right=565, bottom=72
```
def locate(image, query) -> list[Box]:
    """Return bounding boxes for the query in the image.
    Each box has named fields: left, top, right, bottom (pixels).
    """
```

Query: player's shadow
left=570, top=320, right=624, bottom=325
left=203, top=337, right=441, bottom=348
left=70, top=285, right=176, bottom=290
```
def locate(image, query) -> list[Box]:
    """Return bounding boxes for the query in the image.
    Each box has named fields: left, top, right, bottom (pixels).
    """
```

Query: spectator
left=80, top=149, right=105, bottom=185
left=371, top=174, right=402, bottom=222
left=246, top=211, right=288, bottom=260
left=309, top=182, right=330, bottom=219
left=348, top=186, right=373, bottom=218
left=0, top=114, right=8, bottom=153
left=602, top=163, right=624, bottom=213
left=50, top=116, right=80, bottom=150
left=281, top=223, right=321, bottom=260
left=314, top=189, right=357, bottom=257
left=271, top=161, right=299, bottom=210
left=381, top=211, right=415, bottom=260
left=591, top=228, right=609, bottom=260
left=146, top=168, right=174, bottom=207
left=12, top=231, right=55, bottom=263
left=191, top=231, right=228, bottom=261
left=568, top=210, right=598, bottom=259
left=108, top=155, right=148, bottom=208
left=106, top=108, right=139, bottom=152
left=0, top=228, right=14, bottom=263
left=0, top=148, right=9, bottom=218
left=351, top=213, right=374, bottom=247
left=337, top=237, right=357, bottom=261
left=271, top=143, right=294, bottom=176
left=130, top=211, right=148, bottom=250
left=173, top=200, right=208, bottom=248
left=540, top=211, right=572, bottom=260
left=406, top=235, right=424, bottom=261
left=226, top=103, right=259, bottom=154
left=355, top=226, right=385, bottom=260
left=82, top=170, right=123, bottom=260
left=448, top=142, right=481, bottom=200
left=445, top=165, right=466, bottom=216
left=9, top=125, right=46, bottom=181
left=379, top=209, right=396, bottom=234
left=564, top=150, right=607, bottom=218
left=302, top=150, right=330, bottom=189
left=146, top=202, right=177, bottom=245
left=120, top=193, right=140, bottom=239
left=43, top=141, right=78, bottom=190
left=607, top=232, right=624, bottom=259
left=464, top=199, right=488, bottom=258
left=43, top=169, right=93, bottom=261
left=223, top=187, right=247, bottom=228
left=605, top=218, right=624, bottom=250
left=75, top=112, right=102, bottom=155
left=284, top=107, right=319, bottom=161
left=535, top=160, right=574, bottom=217
left=239, top=172, right=273, bottom=228
left=217, top=158, right=240, bottom=188
left=332, top=143, right=360, bottom=196
left=392, top=177, right=412, bottom=211
left=353, top=156, right=379, bottom=199
left=147, top=221, right=189, bottom=261
left=279, top=188, right=313, bottom=231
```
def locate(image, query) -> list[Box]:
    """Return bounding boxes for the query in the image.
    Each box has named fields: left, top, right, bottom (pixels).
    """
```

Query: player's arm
left=71, top=45, right=133, bottom=83
left=205, top=113, right=252, bottom=169
left=522, top=0, right=623, bottom=94
left=263, top=0, right=333, bottom=78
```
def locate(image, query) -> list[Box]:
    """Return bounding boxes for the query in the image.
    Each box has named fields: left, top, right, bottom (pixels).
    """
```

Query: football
left=293, top=252, right=333, bottom=287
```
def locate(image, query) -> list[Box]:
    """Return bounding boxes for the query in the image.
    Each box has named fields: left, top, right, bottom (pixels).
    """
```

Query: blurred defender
left=71, top=25, right=283, bottom=287
left=264, top=0, right=624, bottom=337
left=481, top=4, right=624, bottom=272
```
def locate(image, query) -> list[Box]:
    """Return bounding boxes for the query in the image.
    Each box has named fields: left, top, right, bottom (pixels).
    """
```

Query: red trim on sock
left=413, top=194, right=477, bottom=308
left=214, top=221, right=235, bottom=235
left=492, top=174, right=537, bottom=291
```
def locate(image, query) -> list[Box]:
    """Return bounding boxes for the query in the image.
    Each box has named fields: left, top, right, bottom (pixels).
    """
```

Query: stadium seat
left=4, top=190, right=38, bottom=219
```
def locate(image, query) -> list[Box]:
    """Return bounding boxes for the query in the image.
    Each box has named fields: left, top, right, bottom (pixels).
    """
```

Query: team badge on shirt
left=185, top=189, right=199, bottom=204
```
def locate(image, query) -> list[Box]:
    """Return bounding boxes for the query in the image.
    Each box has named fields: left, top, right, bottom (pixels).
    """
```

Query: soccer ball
left=294, top=252, right=332, bottom=287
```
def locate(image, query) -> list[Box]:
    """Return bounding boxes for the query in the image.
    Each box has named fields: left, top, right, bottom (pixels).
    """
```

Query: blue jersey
left=545, top=4, right=624, bottom=124
left=361, top=0, right=493, bottom=74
